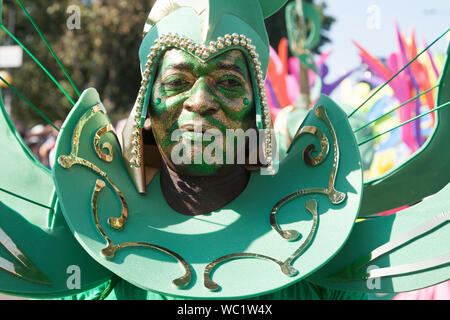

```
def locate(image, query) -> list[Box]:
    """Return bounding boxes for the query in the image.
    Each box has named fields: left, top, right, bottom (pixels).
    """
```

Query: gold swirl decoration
left=58, top=105, right=128, bottom=230
left=204, top=105, right=346, bottom=290
left=58, top=105, right=193, bottom=288
left=91, top=180, right=192, bottom=288
left=203, top=199, right=318, bottom=291
left=94, top=124, right=115, bottom=163
left=269, top=105, right=346, bottom=273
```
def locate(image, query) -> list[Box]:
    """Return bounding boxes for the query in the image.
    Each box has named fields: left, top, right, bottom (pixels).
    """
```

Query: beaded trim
left=129, top=32, right=274, bottom=174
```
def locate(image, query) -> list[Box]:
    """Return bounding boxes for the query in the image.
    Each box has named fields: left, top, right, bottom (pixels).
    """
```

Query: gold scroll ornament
left=58, top=105, right=192, bottom=288
left=204, top=105, right=346, bottom=291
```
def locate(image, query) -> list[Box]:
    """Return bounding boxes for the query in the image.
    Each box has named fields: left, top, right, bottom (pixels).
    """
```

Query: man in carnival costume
left=0, top=0, right=448, bottom=300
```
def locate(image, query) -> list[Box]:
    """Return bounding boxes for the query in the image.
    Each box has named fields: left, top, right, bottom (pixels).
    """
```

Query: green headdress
left=122, top=0, right=288, bottom=193
left=2, top=0, right=449, bottom=300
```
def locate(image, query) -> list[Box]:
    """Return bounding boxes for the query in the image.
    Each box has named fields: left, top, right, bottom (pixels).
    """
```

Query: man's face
left=149, top=48, right=256, bottom=176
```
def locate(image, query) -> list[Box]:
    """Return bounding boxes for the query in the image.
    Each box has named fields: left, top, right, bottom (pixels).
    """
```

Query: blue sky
left=320, top=0, right=450, bottom=80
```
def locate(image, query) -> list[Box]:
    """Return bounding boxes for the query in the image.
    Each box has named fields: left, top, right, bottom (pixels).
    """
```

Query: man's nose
left=183, top=80, right=220, bottom=115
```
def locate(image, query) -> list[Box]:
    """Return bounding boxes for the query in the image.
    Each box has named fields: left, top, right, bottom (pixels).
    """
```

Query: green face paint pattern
left=149, top=48, right=256, bottom=176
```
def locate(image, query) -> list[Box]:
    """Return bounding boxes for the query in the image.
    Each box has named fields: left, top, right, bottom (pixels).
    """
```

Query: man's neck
left=159, top=163, right=250, bottom=216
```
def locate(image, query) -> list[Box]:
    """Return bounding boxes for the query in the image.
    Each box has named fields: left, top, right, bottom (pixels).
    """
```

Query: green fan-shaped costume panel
left=308, top=182, right=450, bottom=293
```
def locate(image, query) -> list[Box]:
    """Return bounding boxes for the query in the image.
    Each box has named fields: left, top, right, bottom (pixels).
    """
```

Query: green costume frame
left=0, top=0, right=448, bottom=300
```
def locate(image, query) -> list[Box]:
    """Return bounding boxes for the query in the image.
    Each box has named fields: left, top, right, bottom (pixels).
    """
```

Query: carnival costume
left=0, top=0, right=449, bottom=300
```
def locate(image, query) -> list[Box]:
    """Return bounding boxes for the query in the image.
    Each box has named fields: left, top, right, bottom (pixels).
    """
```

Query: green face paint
left=149, top=49, right=256, bottom=176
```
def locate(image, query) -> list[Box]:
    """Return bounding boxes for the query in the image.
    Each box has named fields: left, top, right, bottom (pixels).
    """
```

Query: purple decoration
left=424, top=40, right=440, bottom=78
left=265, top=78, right=281, bottom=109
left=396, top=25, right=424, bottom=147
left=322, top=68, right=357, bottom=96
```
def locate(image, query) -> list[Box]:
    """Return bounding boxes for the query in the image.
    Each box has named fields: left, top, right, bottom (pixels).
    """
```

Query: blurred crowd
left=16, top=119, right=127, bottom=170
left=15, top=121, right=61, bottom=169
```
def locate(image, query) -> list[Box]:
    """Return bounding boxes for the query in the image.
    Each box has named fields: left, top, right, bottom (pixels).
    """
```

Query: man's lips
left=179, top=121, right=217, bottom=133
left=177, top=121, right=223, bottom=142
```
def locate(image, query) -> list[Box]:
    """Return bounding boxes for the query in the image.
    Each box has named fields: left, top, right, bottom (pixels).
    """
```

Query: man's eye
left=163, top=78, right=191, bottom=90
left=217, top=78, right=243, bottom=89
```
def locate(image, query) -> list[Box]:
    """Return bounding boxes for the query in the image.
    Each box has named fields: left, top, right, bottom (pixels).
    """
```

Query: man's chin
left=173, top=163, right=227, bottom=177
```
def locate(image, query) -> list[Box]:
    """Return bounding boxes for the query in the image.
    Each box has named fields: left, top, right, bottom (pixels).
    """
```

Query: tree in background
left=2, top=0, right=155, bottom=127
left=265, top=0, right=335, bottom=54
left=1, top=0, right=333, bottom=128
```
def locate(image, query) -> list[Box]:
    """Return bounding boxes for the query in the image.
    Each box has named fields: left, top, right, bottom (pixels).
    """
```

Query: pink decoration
left=394, top=280, right=450, bottom=300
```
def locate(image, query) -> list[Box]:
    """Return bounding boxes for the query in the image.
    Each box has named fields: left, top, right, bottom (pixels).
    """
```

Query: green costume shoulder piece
left=0, top=89, right=112, bottom=298
left=359, top=44, right=450, bottom=217
left=52, top=89, right=363, bottom=299
left=2, top=0, right=449, bottom=301
left=308, top=182, right=450, bottom=293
